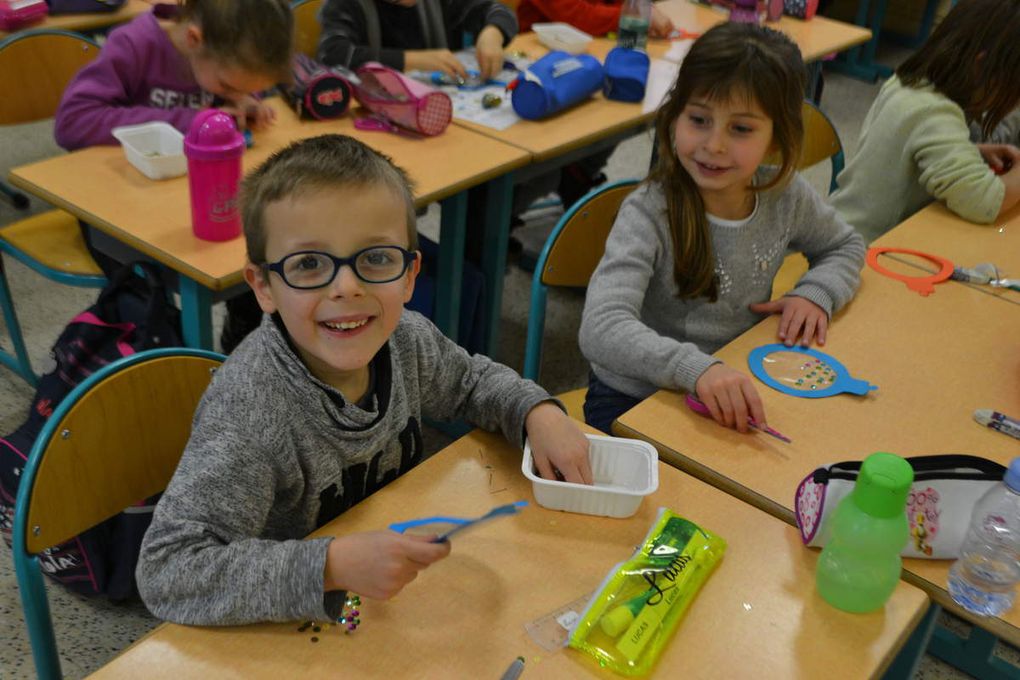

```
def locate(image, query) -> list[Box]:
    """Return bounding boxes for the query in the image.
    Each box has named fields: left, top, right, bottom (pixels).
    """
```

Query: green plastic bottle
left=815, top=452, right=914, bottom=613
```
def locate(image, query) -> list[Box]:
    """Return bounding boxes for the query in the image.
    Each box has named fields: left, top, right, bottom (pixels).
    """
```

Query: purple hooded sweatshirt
left=54, top=7, right=214, bottom=151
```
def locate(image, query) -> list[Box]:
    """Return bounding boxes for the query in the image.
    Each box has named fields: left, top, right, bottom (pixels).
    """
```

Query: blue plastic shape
left=747, top=343, right=877, bottom=399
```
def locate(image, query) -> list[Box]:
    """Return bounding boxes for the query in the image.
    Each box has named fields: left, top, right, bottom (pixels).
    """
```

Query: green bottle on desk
left=815, top=452, right=913, bottom=613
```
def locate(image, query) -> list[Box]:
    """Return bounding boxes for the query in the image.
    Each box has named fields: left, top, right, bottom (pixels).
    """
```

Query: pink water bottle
left=184, top=109, right=244, bottom=241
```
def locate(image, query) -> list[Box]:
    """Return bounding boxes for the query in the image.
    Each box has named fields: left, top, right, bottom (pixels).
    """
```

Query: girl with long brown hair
left=579, top=22, right=865, bottom=435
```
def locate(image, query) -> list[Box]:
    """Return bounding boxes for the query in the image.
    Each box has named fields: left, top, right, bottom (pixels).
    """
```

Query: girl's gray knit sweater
left=579, top=173, right=866, bottom=400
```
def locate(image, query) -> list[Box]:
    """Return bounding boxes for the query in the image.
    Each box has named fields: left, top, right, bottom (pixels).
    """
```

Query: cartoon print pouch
left=796, top=455, right=1006, bottom=559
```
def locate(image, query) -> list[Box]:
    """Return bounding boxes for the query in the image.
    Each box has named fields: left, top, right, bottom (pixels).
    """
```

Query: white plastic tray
left=112, top=122, right=186, bottom=180
left=523, top=434, right=658, bottom=518
left=532, top=22, right=594, bottom=55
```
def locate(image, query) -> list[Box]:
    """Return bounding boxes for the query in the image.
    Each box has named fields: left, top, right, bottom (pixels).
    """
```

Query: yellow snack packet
left=568, top=508, right=726, bottom=675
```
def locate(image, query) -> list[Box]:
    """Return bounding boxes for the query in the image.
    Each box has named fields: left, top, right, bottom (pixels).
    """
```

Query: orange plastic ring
left=866, top=247, right=954, bottom=297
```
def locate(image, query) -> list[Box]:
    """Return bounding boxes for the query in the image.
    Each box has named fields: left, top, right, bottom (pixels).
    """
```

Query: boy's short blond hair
left=241, top=134, right=418, bottom=267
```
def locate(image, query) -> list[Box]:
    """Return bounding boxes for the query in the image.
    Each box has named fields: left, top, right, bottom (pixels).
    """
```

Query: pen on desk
left=500, top=656, right=525, bottom=680
left=974, top=409, right=1020, bottom=441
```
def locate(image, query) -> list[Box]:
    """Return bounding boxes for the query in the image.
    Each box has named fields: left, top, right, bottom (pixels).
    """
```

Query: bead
left=351, top=609, right=359, bottom=616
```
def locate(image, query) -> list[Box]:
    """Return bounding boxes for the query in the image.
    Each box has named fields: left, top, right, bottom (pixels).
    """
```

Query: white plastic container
left=112, top=122, right=187, bottom=180
left=532, top=22, right=594, bottom=54
left=522, top=434, right=658, bottom=518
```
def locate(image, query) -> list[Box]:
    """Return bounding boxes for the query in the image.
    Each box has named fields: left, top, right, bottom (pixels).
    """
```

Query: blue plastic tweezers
left=389, top=500, right=528, bottom=542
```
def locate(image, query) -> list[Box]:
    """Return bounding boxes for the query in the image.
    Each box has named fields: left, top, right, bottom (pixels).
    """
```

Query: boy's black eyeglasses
left=262, top=246, right=417, bottom=289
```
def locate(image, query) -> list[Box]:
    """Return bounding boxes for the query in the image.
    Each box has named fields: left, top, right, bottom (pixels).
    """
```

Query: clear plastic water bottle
left=948, top=457, right=1020, bottom=616
left=815, top=452, right=913, bottom=613
left=617, top=0, right=651, bottom=50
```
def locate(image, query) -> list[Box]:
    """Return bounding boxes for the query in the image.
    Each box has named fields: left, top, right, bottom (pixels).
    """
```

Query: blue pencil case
left=510, top=51, right=604, bottom=120
left=602, top=47, right=649, bottom=103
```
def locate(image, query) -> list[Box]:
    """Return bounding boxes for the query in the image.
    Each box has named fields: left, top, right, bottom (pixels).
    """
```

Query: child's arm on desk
left=54, top=32, right=203, bottom=150
left=323, top=532, right=451, bottom=599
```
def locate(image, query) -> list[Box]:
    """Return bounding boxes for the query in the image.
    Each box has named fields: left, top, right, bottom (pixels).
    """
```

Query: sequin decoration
left=296, top=592, right=362, bottom=642
left=338, top=594, right=362, bottom=633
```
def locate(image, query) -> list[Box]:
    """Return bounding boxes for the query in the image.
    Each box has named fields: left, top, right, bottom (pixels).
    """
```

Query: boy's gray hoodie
left=137, top=310, right=549, bottom=625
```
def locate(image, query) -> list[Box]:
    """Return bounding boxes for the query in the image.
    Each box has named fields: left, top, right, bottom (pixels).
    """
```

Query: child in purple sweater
left=55, top=0, right=292, bottom=151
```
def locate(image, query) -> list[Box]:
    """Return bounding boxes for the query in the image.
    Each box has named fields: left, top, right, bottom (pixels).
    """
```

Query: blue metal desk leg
left=479, top=173, right=514, bottom=357
left=829, top=0, right=894, bottom=82
left=434, top=193, right=466, bottom=344
left=808, top=62, right=823, bottom=104
left=929, top=618, right=1020, bottom=680
left=882, top=602, right=940, bottom=679
left=178, top=277, right=215, bottom=350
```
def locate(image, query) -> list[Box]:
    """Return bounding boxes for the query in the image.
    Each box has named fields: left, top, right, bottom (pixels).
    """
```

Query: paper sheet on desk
left=408, top=50, right=531, bottom=130
left=642, top=40, right=694, bottom=114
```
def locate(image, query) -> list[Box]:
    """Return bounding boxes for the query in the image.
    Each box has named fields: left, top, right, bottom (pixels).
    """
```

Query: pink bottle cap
left=184, top=110, right=244, bottom=161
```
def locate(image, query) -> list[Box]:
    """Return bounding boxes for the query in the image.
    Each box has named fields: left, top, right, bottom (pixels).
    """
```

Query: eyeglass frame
left=261, top=246, right=419, bottom=290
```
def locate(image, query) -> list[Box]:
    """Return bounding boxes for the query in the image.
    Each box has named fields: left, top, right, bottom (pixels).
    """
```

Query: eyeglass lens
left=282, top=247, right=408, bottom=287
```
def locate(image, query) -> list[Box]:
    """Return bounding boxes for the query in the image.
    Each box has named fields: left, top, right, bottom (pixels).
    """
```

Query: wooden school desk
left=654, top=0, right=873, bottom=63
left=612, top=261, right=1020, bottom=643
left=0, top=0, right=151, bottom=38
left=869, top=201, right=1020, bottom=308
left=86, top=428, right=928, bottom=679
left=6, top=97, right=529, bottom=349
left=453, top=14, right=869, bottom=349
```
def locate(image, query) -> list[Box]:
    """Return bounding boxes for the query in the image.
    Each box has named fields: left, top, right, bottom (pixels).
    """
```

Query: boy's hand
left=324, top=531, right=451, bottom=599
left=694, top=363, right=766, bottom=433
left=525, top=402, right=593, bottom=485
left=977, top=143, right=1020, bottom=174
left=649, top=6, right=675, bottom=38
left=219, top=95, right=276, bottom=131
left=749, top=297, right=828, bottom=347
left=404, top=49, right=468, bottom=79
left=475, top=25, right=505, bottom=80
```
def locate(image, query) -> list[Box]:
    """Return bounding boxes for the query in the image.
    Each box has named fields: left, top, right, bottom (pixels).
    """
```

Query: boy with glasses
left=137, top=134, right=592, bottom=626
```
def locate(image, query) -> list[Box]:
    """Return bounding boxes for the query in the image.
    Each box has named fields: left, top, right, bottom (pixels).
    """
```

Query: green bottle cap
left=851, top=452, right=914, bottom=518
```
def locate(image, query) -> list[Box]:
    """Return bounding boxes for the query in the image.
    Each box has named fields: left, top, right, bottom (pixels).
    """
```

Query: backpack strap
left=354, top=0, right=382, bottom=62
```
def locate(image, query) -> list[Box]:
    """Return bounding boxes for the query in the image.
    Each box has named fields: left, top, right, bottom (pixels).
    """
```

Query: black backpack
left=0, top=262, right=181, bottom=599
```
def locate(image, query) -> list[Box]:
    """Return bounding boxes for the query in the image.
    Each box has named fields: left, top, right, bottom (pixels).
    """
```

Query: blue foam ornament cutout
left=747, top=344, right=877, bottom=399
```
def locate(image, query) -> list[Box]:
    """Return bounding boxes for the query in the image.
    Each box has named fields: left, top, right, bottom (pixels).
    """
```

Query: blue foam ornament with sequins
left=747, top=344, right=877, bottom=399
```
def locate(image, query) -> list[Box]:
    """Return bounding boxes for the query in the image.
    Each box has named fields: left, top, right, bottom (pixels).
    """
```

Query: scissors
left=389, top=501, right=529, bottom=542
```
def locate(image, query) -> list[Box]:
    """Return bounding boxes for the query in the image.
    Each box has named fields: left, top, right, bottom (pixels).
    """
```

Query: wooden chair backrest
left=293, top=0, right=325, bottom=59
left=800, top=100, right=841, bottom=169
left=25, top=354, right=221, bottom=554
left=0, top=30, right=100, bottom=125
left=540, top=182, right=639, bottom=288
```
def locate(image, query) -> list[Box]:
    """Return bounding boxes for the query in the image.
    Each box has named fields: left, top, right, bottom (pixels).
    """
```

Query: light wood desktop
left=86, top=428, right=927, bottom=679
left=455, top=34, right=654, bottom=163
left=0, top=0, right=152, bottom=38
left=654, top=0, right=872, bottom=63
left=613, top=262, right=1020, bottom=641
left=871, top=201, right=1020, bottom=307
left=7, top=97, right=529, bottom=347
left=458, top=6, right=870, bottom=162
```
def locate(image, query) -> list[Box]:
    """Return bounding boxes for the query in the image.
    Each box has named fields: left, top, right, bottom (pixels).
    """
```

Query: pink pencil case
left=352, top=62, right=452, bottom=137
left=0, top=0, right=48, bottom=31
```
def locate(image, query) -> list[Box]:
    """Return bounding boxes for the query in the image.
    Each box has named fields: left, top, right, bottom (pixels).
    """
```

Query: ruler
left=524, top=592, right=593, bottom=652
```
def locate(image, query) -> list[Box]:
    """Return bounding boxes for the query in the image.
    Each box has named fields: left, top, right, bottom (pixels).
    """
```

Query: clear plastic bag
left=568, top=508, right=726, bottom=676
